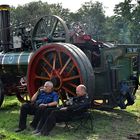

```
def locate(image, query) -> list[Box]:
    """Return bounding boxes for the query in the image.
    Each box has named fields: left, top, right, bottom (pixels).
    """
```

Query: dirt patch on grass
left=127, top=133, right=140, bottom=140
left=0, top=133, right=6, bottom=139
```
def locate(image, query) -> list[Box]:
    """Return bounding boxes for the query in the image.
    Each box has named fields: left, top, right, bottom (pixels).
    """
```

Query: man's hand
left=39, top=103, right=47, bottom=108
left=60, top=107, right=67, bottom=111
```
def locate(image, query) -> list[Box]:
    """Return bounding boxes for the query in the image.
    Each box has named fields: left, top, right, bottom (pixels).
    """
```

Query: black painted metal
left=0, top=5, right=10, bottom=52
left=0, top=79, right=4, bottom=107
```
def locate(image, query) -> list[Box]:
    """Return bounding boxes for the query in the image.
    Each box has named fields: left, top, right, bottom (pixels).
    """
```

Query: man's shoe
left=15, top=128, right=25, bottom=132
left=32, top=129, right=40, bottom=134
left=34, top=132, right=41, bottom=136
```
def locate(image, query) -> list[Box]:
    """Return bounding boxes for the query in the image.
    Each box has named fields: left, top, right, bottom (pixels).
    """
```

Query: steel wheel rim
left=28, top=43, right=94, bottom=102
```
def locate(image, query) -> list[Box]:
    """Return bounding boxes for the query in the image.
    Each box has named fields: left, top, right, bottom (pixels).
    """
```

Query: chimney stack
left=0, top=5, right=10, bottom=52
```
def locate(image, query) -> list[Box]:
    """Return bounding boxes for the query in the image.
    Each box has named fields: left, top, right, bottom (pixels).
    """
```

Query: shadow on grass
left=0, top=133, right=6, bottom=139
left=0, top=97, right=139, bottom=140
left=39, top=108, right=140, bottom=140
left=90, top=108, right=140, bottom=140
left=0, top=102, right=20, bottom=111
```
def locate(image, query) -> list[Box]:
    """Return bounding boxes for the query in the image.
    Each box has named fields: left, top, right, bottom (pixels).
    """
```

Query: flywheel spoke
left=66, top=64, right=75, bottom=76
left=63, top=75, right=80, bottom=82
left=50, top=19, right=58, bottom=36
left=41, top=56, right=53, bottom=69
left=52, top=52, right=57, bottom=70
left=42, top=66, right=51, bottom=78
left=35, top=75, right=50, bottom=80
left=59, top=58, right=71, bottom=75
left=58, top=51, right=63, bottom=68
left=67, top=82, right=77, bottom=88
left=62, top=86, right=76, bottom=96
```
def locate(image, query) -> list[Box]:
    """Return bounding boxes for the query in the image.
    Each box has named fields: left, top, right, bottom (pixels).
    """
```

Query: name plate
left=126, top=48, right=138, bottom=53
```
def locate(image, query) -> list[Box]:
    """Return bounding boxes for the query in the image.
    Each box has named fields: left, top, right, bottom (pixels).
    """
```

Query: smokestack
left=0, top=5, right=10, bottom=52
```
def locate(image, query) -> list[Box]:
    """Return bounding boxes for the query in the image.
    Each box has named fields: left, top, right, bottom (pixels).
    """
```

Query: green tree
left=105, top=16, right=123, bottom=43
left=110, top=0, right=140, bottom=43
left=10, top=1, right=70, bottom=31
left=129, top=3, right=140, bottom=43
left=11, top=1, right=50, bottom=27
left=75, top=1, right=106, bottom=41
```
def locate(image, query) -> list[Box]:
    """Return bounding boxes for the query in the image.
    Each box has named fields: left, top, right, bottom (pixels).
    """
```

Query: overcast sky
left=0, top=0, right=132, bottom=16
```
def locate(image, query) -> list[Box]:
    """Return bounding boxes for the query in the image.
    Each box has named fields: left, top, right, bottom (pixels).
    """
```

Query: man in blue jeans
left=15, top=81, right=59, bottom=132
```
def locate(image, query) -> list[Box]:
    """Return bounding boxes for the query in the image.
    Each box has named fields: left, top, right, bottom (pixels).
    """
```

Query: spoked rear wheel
left=27, top=43, right=94, bottom=102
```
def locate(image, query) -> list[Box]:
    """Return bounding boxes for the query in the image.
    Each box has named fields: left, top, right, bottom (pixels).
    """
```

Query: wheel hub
left=51, top=76, right=61, bottom=90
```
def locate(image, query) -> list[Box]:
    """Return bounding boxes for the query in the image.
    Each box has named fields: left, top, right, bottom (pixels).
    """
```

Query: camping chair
left=65, top=101, right=94, bottom=132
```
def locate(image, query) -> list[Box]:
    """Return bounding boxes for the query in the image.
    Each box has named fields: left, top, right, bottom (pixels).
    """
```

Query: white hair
left=44, top=81, right=54, bottom=88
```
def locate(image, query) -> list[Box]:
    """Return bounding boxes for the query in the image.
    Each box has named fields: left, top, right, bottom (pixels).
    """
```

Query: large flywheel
left=32, top=15, right=70, bottom=50
left=27, top=43, right=95, bottom=102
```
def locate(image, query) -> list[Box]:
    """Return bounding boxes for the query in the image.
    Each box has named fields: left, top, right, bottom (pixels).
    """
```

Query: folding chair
left=65, top=109, right=94, bottom=132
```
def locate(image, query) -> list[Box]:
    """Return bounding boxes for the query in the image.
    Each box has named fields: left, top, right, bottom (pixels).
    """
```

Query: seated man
left=33, top=84, right=90, bottom=136
left=15, top=81, right=59, bottom=132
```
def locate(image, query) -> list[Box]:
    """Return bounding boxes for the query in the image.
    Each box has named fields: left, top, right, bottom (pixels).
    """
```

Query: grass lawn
left=0, top=91, right=140, bottom=140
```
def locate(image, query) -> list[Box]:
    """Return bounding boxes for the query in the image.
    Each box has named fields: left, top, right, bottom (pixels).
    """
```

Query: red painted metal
left=27, top=43, right=83, bottom=99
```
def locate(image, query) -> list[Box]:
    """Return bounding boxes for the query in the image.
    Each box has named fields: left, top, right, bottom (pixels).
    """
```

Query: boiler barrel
left=0, top=52, right=33, bottom=74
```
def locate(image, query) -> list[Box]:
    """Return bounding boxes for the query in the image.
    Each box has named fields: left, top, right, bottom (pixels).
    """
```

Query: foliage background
left=10, top=0, right=140, bottom=44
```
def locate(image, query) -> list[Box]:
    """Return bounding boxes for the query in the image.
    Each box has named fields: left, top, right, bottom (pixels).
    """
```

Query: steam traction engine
left=0, top=5, right=140, bottom=109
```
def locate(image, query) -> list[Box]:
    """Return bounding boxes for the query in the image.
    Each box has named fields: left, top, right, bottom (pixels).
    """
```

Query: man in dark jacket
left=15, top=81, right=59, bottom=132
left=33, top=84, right=90, bottom=136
